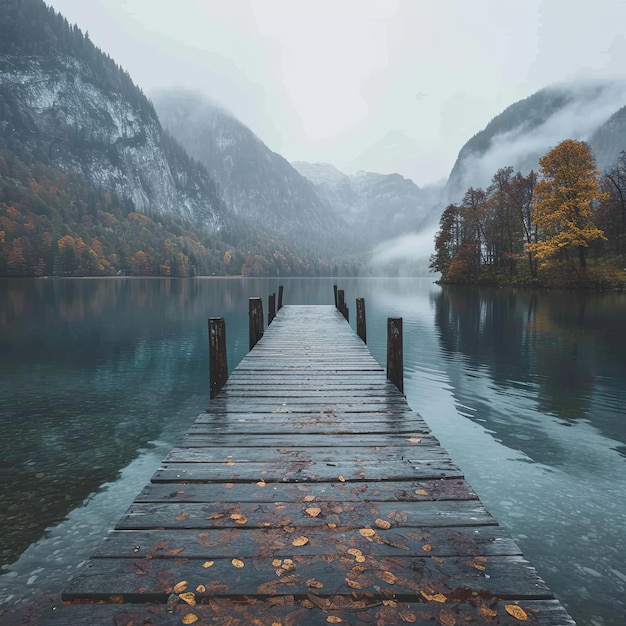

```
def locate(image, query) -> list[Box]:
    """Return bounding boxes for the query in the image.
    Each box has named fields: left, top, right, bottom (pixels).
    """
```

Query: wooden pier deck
left=42, top=305, right=575, bottom=625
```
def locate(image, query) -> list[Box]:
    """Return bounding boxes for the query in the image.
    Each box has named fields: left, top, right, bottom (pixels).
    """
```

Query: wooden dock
left=41, top=305, right=575, bottom=625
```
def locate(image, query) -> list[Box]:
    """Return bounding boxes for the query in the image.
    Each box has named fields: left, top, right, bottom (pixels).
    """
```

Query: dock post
left=337, top=290, right=346, bottom=320
left=249, top=297, right=264, bottom=349
left=268, top=293, right=276, bottom=325
left=209, top=317, right=228, bottom=399
left=333, top=284, right=338, bottom=308
left=278, top=285, right=284, bottom=310
left=345, top=305, right=349, bottom=322
left=387, top=317, right=404, bottom=394
left=356, top=298, right=366, bottom=343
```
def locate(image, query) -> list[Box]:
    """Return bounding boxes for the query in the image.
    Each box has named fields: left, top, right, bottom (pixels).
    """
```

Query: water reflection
left=433, top=286, right=626, bottom=452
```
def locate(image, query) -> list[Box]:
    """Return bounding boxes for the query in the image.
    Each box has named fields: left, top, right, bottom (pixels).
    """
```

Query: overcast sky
left=45, top=0, right=626, bottom=186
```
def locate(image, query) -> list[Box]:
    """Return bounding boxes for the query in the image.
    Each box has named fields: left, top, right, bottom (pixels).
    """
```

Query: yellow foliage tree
left=529, top=139, right=607, bottom=271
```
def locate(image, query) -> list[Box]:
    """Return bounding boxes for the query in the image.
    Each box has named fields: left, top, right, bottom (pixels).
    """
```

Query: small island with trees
left=430, top=139, right=626, bottom=289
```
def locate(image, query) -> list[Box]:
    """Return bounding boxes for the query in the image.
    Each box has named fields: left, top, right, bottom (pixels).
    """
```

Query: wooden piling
left=208, top=317, right=228, bottom=399
left=278, top=285, right=284, bottom=311
left=337, top=289, right=345, bottom=317
left=249, top=297, right=264, bottom=350
left=333, top=284, right=338, bottom=308
left=356, top=298, right=366, bottom=344
left=268, top=293, right=276, bottom=325
left=387, top=317, right=403, bottom=394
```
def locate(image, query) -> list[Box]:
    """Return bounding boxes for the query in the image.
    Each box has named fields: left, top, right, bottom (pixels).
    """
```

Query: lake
left=0, top=277, right=625, bottom=625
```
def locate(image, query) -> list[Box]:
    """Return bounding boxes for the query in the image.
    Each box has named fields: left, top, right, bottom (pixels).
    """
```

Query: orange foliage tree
left=529, top=140, right=607, bottom=272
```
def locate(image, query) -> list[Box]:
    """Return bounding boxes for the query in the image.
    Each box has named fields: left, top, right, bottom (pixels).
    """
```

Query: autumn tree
left=529, top=140, right=607, bottom=272
left=429, top=204, right=461, bottom=276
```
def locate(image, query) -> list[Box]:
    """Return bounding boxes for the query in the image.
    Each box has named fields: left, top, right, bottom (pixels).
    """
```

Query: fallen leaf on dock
left=173, top=581, right=188, bottom=593
left=505, top=605, right=528, bottom=621
left=292, top=536, right=309, bottom=546
left=202, top=561, right=214, bottom=568
left=179, top=592, right=196, bottom=606
left=230, top=513, right=247, bottom=524
left=181, top=614, right=198, bottom=624
left=406, top=438, right=421, bottom=444
left=305, top=507, right=321, bottom=517
left=375, top=518, right=391, bottom=529
left=232, top=558, right=245, bottom=568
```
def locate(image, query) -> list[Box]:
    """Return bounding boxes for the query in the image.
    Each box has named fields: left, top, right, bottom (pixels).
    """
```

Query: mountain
left=292, top=162, right=434, bottom=247
left=0, top=0, right=226, bottom=231
left=446, top=80, right=626, bottom=201
left=151, top=91, right=356, bottom=254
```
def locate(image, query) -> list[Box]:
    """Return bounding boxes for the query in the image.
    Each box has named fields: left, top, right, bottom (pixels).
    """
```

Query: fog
left=366, top=226, right=439, bottom=277
left=449, top=80, right=626, bottom=199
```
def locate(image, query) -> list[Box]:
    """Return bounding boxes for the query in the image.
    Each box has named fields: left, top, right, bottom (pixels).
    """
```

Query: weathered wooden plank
left=39, top=599, right=577, bottom=626
left=115, top=500, right=495, bottom=530
left=135, top=478, right=479, bottom=503
left=62, top=554, right=552, bottom=602
left=189, top=420, right=432, bottom=435
left=96, top=525, right=520, bottom=559
left=151, top=459, right=464, bottom=483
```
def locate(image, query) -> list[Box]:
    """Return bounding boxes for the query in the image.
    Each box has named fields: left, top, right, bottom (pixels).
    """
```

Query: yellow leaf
left=327, top=523, right=337, bottom=529
left=306, top=578, right=324, bottom=589
left=432, top=593, right=447, bottom=603
left=179, top=592, right=196, bottom=606
left=359, top=528, right=375, bottom=537
left=345, top=577, right=364, bottom=589
left=383, top=599, right=396, bottom=607
left=225, top=461, right=236, bottom=466
left=338, top=476, right=345, bottom=482
left=303, top=495, right=315, bottom=502
left=347, top=549, right=363, bottom=557
left=195, top=584, right=206, bottom=593
left=480, top=607, right=498, bottom=618
left=223, top=483, right=234, bottom=488
left=231, top=558, right=245, bottom=568
left=472, top=563, right=485, bottom=570
left=272, top=559, right=282, bottom=567
left=375, top=518, right=391, bottom=530
left=305, top=507, right=321, bottom=517
left=406, top=438, right=421, bottom=444
left=327, top=617, right=343, bottom=623
left=292, top=536, right=309, bottom=546
left=505, top=605, right=529, bottom=621
left=202, top=561, right=214, bottom=568
left=182, top=614, right=199, bottom=624
left=230, top=513, right=247, bottom=525
left=257, top=480, right=266, bottom=487
left=376, top=570, right=397, bottom=584
left=414, top=489, right=428, bottom=495
left=173, top=581, right=188, bottom=593
left=422, top=544, right=432, bottom=552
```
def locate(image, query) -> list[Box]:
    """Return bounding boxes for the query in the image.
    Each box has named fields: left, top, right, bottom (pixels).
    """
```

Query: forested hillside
left=431, top=141, right=626, bottom=288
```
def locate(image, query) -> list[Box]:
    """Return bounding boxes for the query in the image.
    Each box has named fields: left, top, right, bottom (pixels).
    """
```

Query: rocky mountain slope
left=446, top=80, right=626, bottom=201
left=151, top=91, right=356, bottom=254
left=0, top=0, right=226, bottom=232
left=292, top=161, right=434, bottom=247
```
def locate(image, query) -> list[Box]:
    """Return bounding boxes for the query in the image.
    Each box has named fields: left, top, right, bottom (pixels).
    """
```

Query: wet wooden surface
left=42, top=305, right=575, bottom=625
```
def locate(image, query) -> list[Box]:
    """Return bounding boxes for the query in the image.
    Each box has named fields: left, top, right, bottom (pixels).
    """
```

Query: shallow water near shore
left=1, top=277, right=625, bottom=625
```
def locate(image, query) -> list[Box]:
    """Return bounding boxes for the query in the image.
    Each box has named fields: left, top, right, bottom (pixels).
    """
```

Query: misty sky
left=45, top=0, right=626, bottom=186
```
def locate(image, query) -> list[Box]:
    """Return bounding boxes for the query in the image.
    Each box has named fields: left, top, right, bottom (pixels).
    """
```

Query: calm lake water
left=0, top=277, right=624, bottom=625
